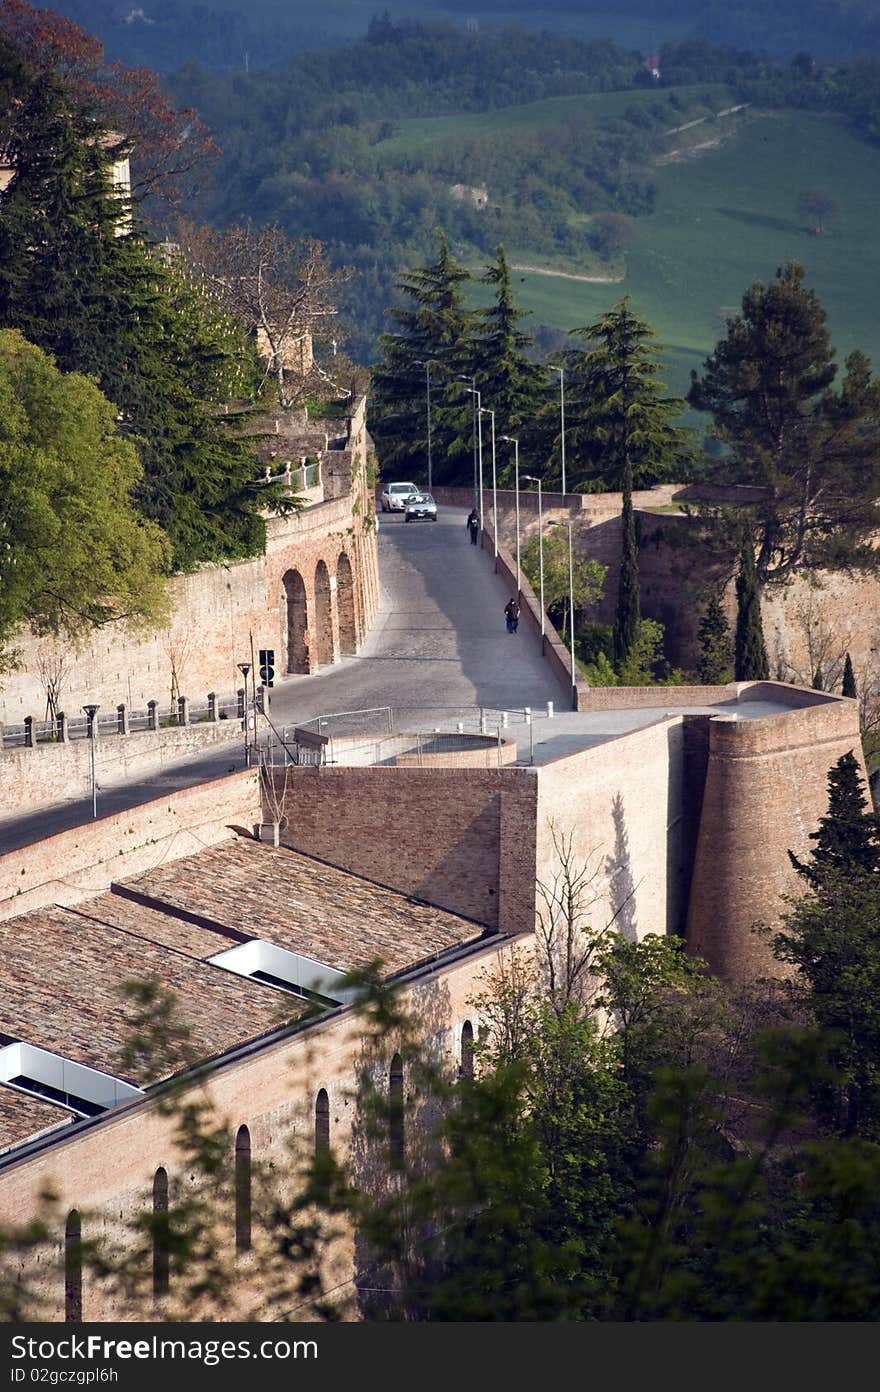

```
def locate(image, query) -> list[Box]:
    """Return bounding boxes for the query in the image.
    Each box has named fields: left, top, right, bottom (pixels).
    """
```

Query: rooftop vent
left=0, top=1042, right=143, bottom=1118
left=208, top=940, right=354, bottom=1006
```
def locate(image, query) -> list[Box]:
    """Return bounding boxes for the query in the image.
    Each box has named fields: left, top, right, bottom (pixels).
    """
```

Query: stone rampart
left=686, top=691, right=865, bottom=983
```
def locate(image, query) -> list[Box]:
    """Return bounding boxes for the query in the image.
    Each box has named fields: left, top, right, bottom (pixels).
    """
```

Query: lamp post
left=479, top=406, right=497, bottom=562
left=413, top=359, right=433, bottom=491
left=548, top=520, right=577, bottom=707
left=457, top=374, right=478, bottom=507
left=549, top=364, right=566, bottom=495
left=82, top=704, right=99, bottom=818
left=500, top=435, right=520, bottom=594
left=521, top=475, right=544, bottom=637
left=463, top=384, right=483, bottom=524
left=237, top=661, right=252, bottom=765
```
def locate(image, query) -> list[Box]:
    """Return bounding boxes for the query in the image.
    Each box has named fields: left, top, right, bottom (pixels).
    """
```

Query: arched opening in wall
left=314, top=560, right=334, bottom=667
left=235, top=1126, right=252, bottom=1255
left=64, top=1210, right=82, bottom=1322
left=389, top=1054, right=404, bottom=1172
left=282, top=569, right=309, bottom=674
left=459, top=1021, right=475, bottom=1081
left=152, top=1167, right=169, bottom=1299
left=315, top=1088, right=330, bottom=1158
left=336, top=553, right=357, bottom=655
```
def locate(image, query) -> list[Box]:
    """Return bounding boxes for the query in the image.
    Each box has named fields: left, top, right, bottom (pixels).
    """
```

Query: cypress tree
left=842, top=652, right=857, bottom=698
left=697, top=596, right=733, bottom=684
left=734, top=538, right=769, bottom=681
left=613, top=456, right=640, bottom=667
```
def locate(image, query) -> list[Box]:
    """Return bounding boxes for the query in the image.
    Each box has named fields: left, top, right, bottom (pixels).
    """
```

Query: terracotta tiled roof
left=0, top=1086, right=75, bottom=1155
left=120, top=838, right=484, bottom=975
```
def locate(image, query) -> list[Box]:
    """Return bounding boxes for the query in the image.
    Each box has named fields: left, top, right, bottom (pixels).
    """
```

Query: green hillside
left=495, top=109, right=880, bottom=396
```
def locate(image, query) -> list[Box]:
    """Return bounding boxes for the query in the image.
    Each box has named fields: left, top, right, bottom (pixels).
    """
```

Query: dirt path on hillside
left=510, top=263, right=623, bottom=283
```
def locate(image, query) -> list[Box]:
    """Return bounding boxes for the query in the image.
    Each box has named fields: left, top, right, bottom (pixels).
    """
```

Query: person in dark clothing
left=504, top=597, right=520, bottom=633
left=466, top=508, right=480, bottom=544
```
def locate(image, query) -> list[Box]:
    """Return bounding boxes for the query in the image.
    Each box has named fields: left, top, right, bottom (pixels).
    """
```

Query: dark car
left=404, top=492, right=438, bottom=522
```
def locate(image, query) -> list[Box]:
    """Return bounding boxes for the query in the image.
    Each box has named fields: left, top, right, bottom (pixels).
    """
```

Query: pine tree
left=561, top=298, right=693, bottom=491
left=734, top=538, right=769, bottom=681
left=369, top=230, right=475, bottom=485
left=842, top=652, right=857, bottom=698
left=697, top=596, right=733, bottom=684
left=614, top=456, right=640, bottom=667
left=689, top=261, right=880, bottom=581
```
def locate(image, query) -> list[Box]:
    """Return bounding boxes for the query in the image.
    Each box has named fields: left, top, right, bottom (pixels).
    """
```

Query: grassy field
left=489, top=109, right=880, bottom=399
left=377, top=84, right=730, bottom=160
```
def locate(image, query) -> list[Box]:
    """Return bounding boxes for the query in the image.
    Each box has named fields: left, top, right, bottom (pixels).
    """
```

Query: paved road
left=0, top=505, right=568, bottom=854
left=268, top=502, right=567, bottom=729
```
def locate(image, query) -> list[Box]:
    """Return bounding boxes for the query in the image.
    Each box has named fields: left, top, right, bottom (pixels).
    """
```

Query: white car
left=381, top=481, right=419, bottom=512
left=404, top=492, right=438, bottom=522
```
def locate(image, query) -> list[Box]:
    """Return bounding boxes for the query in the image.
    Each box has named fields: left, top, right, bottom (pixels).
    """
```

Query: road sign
left=258, top=648, right=275, bottom=687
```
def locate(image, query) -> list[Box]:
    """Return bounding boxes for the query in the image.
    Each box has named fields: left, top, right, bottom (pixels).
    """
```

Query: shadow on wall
left=606, top=793, right=637, bottom=944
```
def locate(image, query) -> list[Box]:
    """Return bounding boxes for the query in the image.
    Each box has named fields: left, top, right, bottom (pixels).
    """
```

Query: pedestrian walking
left=504, top=597, right=520, bottom=634
left=466, top=508, right=480, bottom=545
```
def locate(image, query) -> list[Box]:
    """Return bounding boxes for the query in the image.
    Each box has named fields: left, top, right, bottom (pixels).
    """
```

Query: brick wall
left=0, top=771, right=261, bottom=921
left=0, top=722, right=243, bottom=813
left=269, top=765, right=539, bottom=935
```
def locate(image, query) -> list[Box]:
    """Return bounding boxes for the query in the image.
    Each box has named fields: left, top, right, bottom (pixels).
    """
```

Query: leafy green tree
left=521, top=528, right=606, bottom=640
left=689, top=261, right=880, bottom=582
left=697, top=595, right=733, bottom=683
left=0, top=329, right=169, bottom=651
left=734, top=538, right=769, bottom=680
left=561, top=298, right=693, bottom=491
left=843, top=651, right=857, bottom=698
left=369, top=230, right=475, bottom=485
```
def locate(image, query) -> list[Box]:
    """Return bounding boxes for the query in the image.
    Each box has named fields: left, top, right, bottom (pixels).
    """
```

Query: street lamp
left=82, top=704, right=99, bottom=819
left=500, top=435, right=520, bottom=595
left=479, top=406, right=497, bottom=562
left=521, top=475, right=544, bottom=638
left=549, top=364, right=566, bottom=496
left=237, top=661, right=252, bottom=765
left=548, top=520, right=577, bottom=707
left=413, top=359, right=433, bottom=491
left=457, top=374, right=478, bottom=507
left=463, top=383, right=483, bottom=524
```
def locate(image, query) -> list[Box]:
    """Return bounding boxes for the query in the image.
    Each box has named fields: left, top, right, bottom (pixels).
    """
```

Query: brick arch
left=282, top=568, right=309, bottom=674
left=336, top=552, right=357, bottom=656
left=314, top=560, right=334, bottom=667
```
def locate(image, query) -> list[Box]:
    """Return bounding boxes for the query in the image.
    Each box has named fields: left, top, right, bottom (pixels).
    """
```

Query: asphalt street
left=0, top=504, right=569, bottom=853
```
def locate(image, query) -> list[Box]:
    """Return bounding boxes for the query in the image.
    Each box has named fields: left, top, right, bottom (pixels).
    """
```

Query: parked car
left=380, top=481, right=419, bottom=512
left=404, top=491, right=438, bottom=522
